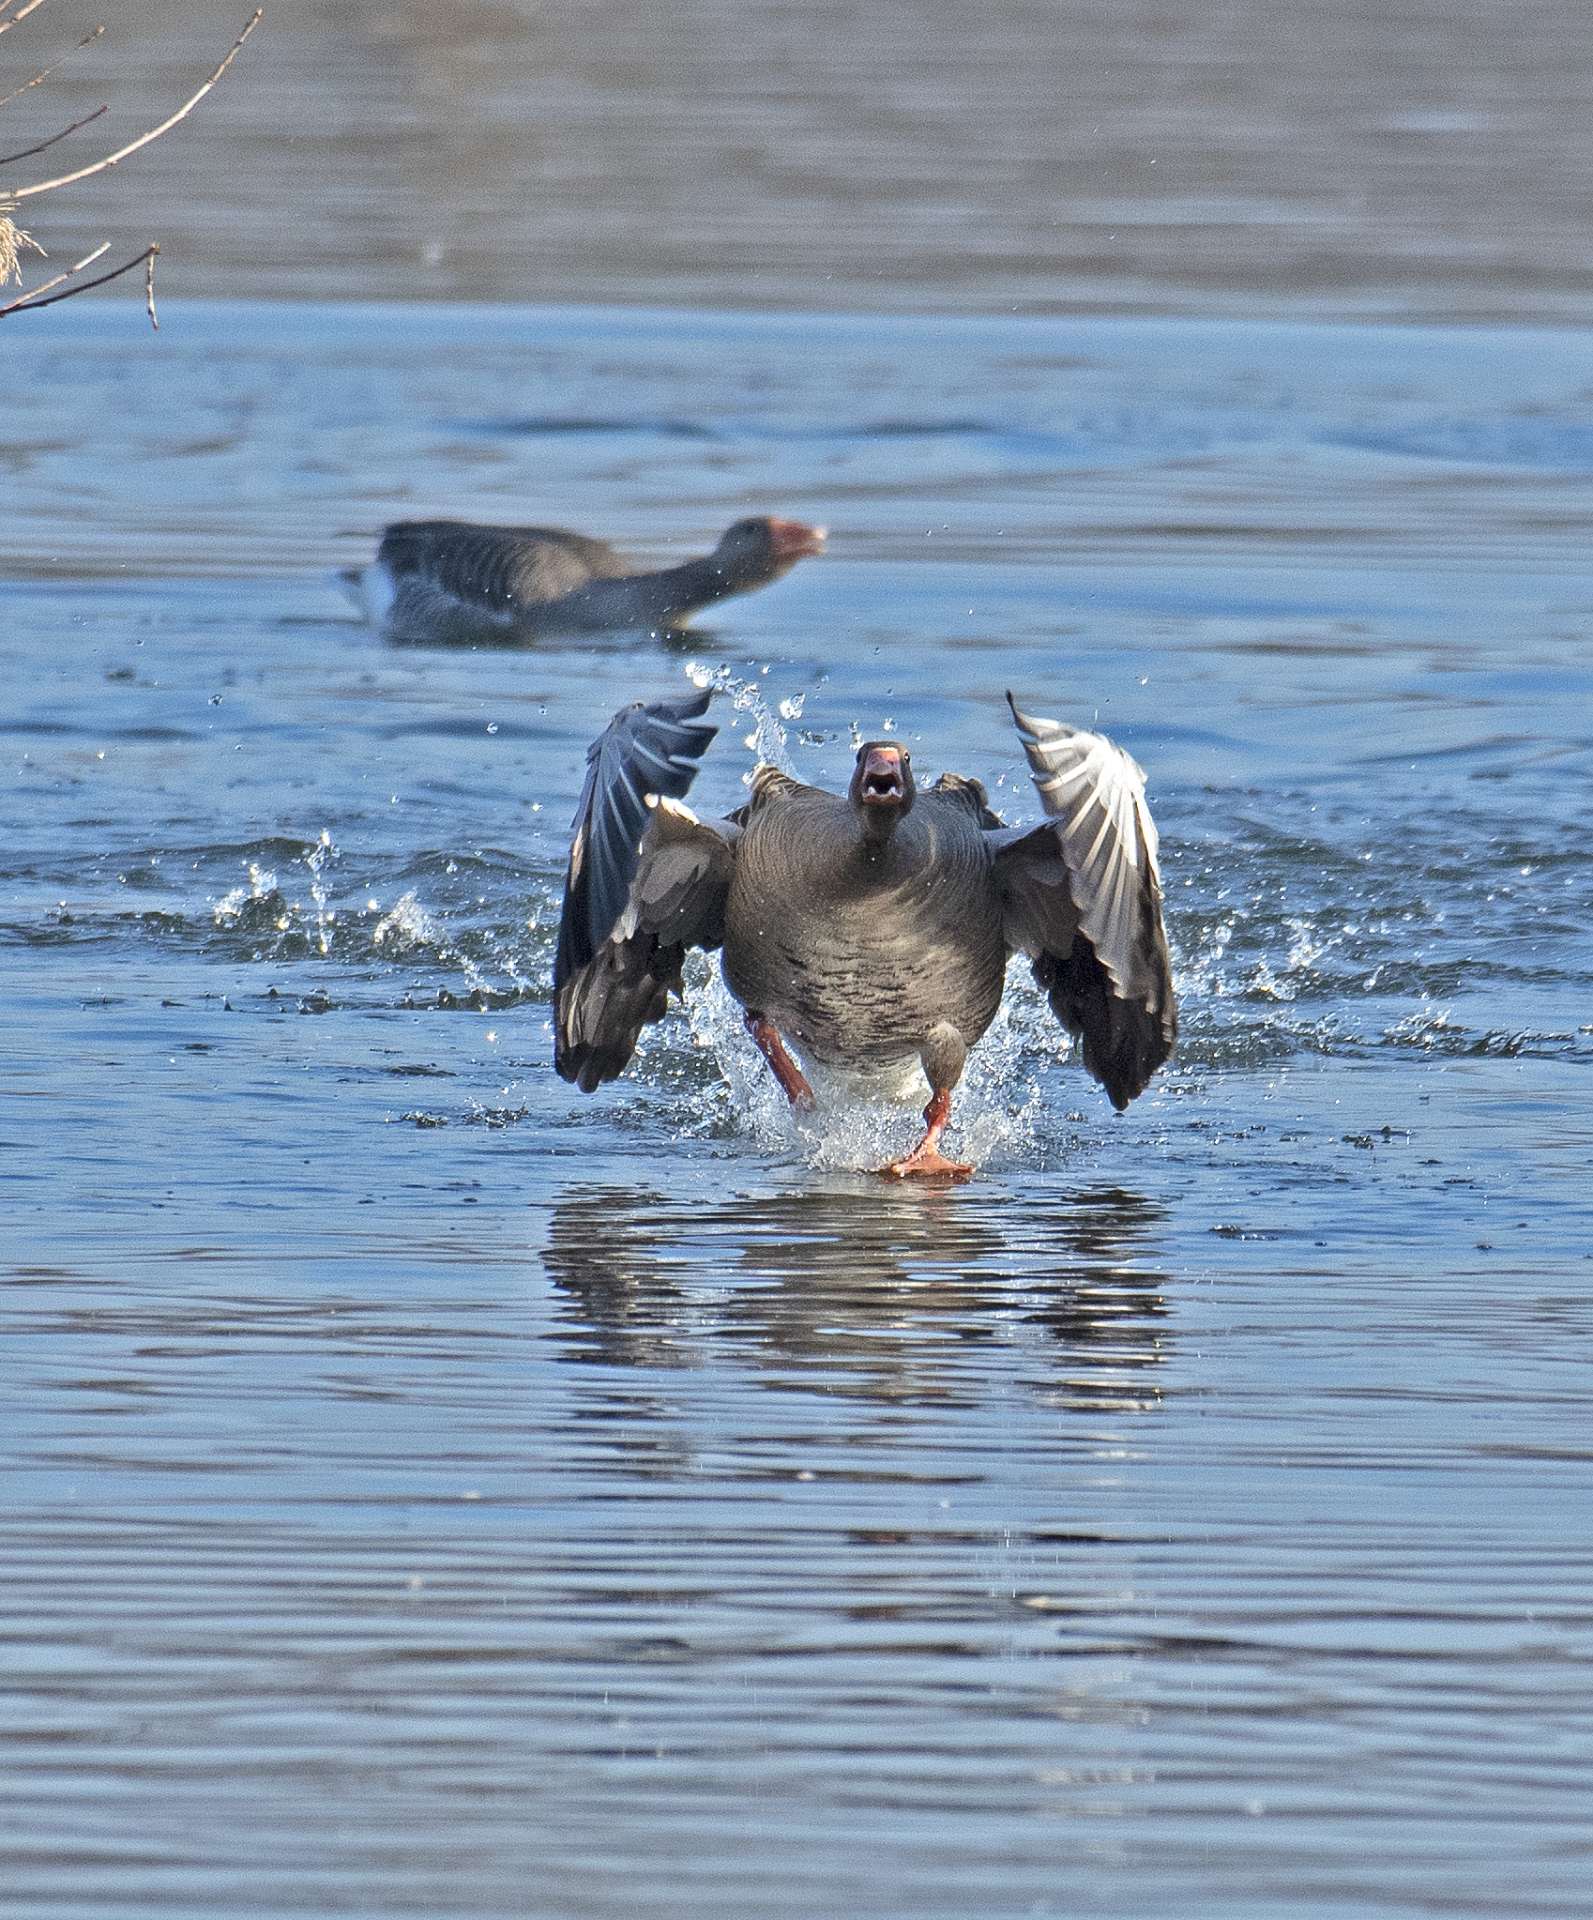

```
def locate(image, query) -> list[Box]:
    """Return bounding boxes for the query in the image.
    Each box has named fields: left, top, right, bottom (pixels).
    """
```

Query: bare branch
left=0, top=25, right=107, bottom=108
left=0, top=238, right=155, bottom=315
left=11, top=8, right=262, bottom=200
left=0, top=235, right=105, bottom=301
left=0, top=0, right=58, bottom=40
left=0, top=105, right=109, bottom=166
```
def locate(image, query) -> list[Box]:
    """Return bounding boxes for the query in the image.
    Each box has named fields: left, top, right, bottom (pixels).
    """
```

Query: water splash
left=371, top=886, right=508, bottom=1003
left=444, top=942, right=499, bottom=1002
left=1284, top=914, right=1340, bottom=975
left=1243, top=958, right=1296, bottom=1001
left=669, top=964, right=1059, bottom=1174
left=462, top=1096, right=532, bottom=1128
left=1382, top=1005, right=1459, bottom=1051
left=213, top=835, right=339, bottom=951
left=213, top=861, right=281, bottom=929
left=683, top=660, right=797, bottom=778
left=372, top=890, right=439, bottom=955
left=305, top=831, right=336, bottom=956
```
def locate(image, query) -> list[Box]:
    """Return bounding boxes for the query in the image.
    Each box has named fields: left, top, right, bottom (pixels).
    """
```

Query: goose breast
left=722, top=791, right=1007, bottom=1071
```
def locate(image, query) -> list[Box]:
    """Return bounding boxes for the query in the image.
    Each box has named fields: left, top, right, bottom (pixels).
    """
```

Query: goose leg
left=881, top=1021, right=974, bottom=1181
left=744, top=1010, right=816, bottom=1111
left=879, top=1086, right=974, bottom=1181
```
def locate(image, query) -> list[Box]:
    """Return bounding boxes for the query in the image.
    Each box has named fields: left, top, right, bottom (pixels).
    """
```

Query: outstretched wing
left=992, top=692, right=1176, bottom=1110
left=554, top=691, right=736, bottom=1091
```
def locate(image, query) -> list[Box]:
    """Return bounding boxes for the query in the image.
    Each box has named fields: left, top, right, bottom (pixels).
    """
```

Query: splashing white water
left=371, top=886, right=505, bottom=1001
left=683, top=660, right=797, bottom=778
left=305, top=831, right=336, bottom=956
left=373, top=890, right=439, bottom=954
left=674, top=962, right=1060, bottom=1174
left=213, top=861, right=279, bottom=926
left=214, top=835, right=341, bottom=951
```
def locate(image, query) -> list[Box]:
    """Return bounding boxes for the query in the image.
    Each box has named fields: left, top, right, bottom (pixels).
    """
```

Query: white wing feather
left=1006, top=697, right=1163, bottom=1004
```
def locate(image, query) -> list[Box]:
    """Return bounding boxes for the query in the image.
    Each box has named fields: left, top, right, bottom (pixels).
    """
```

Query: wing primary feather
left=554, top=690, right=734, bottom=1090
left=1001, top=690, right=1177, bottom=1108
left=566, top=690, right=718, bottom=966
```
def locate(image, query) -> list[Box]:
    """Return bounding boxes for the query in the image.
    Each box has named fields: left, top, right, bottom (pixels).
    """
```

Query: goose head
left=709, top=516, right=827, bottom=589
left=849, top=740, right=915, bottom=847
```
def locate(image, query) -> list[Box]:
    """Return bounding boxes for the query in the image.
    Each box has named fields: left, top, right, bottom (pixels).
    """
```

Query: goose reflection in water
left=540, top=1183, right=1170, bottom=1408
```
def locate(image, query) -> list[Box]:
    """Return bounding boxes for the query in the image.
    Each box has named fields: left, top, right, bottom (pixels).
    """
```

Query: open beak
left=767, top=518, right=827, bottom=562
left=860, top=745, right=905, bottom=805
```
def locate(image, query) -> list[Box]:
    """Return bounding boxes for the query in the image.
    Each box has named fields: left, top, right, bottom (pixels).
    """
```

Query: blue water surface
left=2, top=304, right=1591, bottom=1918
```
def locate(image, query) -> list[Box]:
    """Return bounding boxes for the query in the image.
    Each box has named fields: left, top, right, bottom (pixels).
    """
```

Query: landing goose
left=554, top=690, right=1176, bottom=1177
left=341, top=516, right=826, bottom=644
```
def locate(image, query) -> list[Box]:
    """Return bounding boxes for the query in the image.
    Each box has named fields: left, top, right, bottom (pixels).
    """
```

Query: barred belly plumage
left=722, top=794, right=1007, bottom=1071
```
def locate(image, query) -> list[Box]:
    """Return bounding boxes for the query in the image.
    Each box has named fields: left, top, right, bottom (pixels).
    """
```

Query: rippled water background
left=20, top=0, right=1593, bottom=322
left=5, top=301, right=1591, bottom=1917
left=5, top=5, right=1593, bottom=1916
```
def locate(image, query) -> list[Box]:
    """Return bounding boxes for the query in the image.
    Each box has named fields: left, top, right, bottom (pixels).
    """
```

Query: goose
left=340, top=516, right=826, bottom=644
left=553, top=689, right=1176, bottom=1178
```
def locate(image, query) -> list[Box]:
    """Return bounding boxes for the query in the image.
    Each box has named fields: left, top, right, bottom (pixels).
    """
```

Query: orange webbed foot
left=878, top=1143, right=974, bottom=1182
left=878, top=1085, right=972, bottom=1181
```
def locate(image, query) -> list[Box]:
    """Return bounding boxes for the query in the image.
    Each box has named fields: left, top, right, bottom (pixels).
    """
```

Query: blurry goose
left=554, top=689, right=1176, bottom=1178
left=340, top=515, right=826, bottom=645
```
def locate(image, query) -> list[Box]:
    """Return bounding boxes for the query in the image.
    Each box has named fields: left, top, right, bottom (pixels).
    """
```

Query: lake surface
left=3, top=301, right=1593, bottom=1916
left=15, top=0, right=1593, bottom=323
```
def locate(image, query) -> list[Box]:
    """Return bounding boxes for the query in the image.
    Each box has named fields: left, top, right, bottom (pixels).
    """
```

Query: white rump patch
left=337, top=561, right=397, bottom=626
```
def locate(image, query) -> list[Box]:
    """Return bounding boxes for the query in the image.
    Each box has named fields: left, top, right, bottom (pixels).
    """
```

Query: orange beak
left=767, top=518, right=827, bottom=562
left=859, top=745, right=905, bottom=805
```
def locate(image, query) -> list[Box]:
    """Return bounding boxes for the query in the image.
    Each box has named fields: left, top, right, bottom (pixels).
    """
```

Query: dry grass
left=0, top=205, right=42, bottom=284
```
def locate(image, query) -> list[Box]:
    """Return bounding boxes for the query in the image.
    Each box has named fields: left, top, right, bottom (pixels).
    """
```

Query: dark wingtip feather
left=1033, top=940, right=1176, bottom=1111
left=554, top=938, right=683, bottom=1092
left=555, top=691, right=718, bottom=997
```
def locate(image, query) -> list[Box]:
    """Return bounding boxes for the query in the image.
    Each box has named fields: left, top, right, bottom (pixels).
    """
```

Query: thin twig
left=0, top=0, right=57, bottom=40
left=0, top=104, right=108, bottom=166
left=145, top=241, right=156, bottom=327
left=0, top=234, right=106, bottom=301
left=12, top=8, right=262, bottom=200
left=0, top=238, right=154, bottom=315
left=0, top=25, right=106, bottom=108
